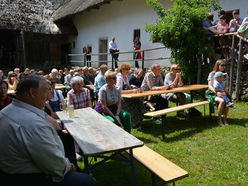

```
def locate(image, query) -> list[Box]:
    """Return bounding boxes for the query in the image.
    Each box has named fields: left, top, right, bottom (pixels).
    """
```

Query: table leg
left=83, top=155, right=90, bottom=174
left=190, top=91, right=193, bottom=103
left=161, top=115, right=166, bottom=140
left=129, top=149, right=136, bottom=186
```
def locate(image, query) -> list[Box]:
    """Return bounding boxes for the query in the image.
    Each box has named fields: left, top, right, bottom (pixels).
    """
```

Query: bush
left=145, top=0, right=221, bottom=82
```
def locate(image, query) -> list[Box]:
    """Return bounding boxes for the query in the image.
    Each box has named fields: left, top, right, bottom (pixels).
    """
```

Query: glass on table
left=67, top=104, right=74, bottom=118
left=60, top=100, right=67, bottom=111
left=137, top=88, right=144, bottom=93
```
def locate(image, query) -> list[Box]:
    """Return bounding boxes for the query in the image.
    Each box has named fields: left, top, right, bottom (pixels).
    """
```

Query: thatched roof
left=53, top=0, right=112, bottom=22
left=0, top=0, right=66, bottom=34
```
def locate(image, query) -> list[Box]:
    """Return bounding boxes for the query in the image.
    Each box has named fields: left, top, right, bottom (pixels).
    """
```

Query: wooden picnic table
left=8, top=84, right=68, bottom=95
left=57, top=107, right=143, bottom=186
left=55, top=84, right=68, bottom=90
left=121, top=84, right=208, bottom=98
left=86, top=84, right=94, bottom=89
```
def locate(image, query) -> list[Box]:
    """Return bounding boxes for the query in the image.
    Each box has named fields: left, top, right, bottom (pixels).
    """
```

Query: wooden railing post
left=142, top=51, right=145, bottom=70
left=235, top=38, right=243, bottom=101
left=84, top=54, right=86, bottom=66
left=111, top=55, right=114, bottom=70
left=229, top=34, right=235, bottom=96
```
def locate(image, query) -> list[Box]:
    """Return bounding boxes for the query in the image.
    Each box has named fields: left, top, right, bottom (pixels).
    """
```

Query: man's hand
left=162, top=85, right=170, bottom=90
left=70, top=163, right=77, bottom=172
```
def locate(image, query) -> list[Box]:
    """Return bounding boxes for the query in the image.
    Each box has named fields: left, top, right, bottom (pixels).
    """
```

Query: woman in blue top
left=48, top=77, right=65, bottom=112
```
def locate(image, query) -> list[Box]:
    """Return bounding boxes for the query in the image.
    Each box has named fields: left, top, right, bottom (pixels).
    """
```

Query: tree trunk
left=197, top=57, right=202, bottom=84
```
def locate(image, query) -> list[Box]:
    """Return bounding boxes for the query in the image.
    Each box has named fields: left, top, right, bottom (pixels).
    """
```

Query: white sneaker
left=226, top=102, right=234, bottom=107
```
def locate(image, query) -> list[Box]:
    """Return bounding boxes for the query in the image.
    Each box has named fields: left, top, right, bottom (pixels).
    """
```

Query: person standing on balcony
left=109, top=37, right=119, bottom=68
left=229, top=10, right=243, bottom=33
left=133, top=36, right=142, bottom=68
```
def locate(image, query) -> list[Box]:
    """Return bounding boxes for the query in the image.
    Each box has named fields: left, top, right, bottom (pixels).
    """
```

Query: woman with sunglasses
left=116, top=63, right=145, bottom=128
left=94, top=70, right=131, bottom=133
left=163, top=64, right=186, bottom=120
left=206, top=59, right=230, bottom=126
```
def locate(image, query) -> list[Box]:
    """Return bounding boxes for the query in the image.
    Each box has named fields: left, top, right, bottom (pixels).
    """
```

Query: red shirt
left=0, top=96, right=12, bottom=110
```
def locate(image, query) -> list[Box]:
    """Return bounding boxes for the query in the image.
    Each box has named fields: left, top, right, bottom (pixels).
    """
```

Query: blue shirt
left=203, top=20, right=213, bottom=35
left=213, top=79, right=225, bottom=90
left=94, top=72, right=106, bottom=96
left=229, top=17, right=243, bottom=32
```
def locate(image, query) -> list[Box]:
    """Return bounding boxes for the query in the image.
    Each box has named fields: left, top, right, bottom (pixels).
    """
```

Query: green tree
left=145, top=0, right=221, bottom=83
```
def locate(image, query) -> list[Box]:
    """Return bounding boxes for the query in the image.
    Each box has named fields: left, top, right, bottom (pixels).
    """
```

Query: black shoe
left=132, top=122, right=140, bottom=129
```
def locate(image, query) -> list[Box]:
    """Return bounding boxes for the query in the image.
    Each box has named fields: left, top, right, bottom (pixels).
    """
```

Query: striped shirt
left=141, top=71, right=164, bottom=90
left=67, top=88, right=91, bottom=109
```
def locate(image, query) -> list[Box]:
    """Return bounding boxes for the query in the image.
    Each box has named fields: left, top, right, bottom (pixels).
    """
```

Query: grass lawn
left=78, top=101, right=248, bottom=185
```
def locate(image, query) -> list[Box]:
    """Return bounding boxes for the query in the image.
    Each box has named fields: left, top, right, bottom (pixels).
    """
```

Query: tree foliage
left=145, top=0, right=221, bottom=81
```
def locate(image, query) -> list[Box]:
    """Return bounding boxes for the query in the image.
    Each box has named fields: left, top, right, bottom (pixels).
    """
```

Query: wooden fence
left=67, top=33, right=248, bottom=100
left=67, top=46, right=169, bottom=70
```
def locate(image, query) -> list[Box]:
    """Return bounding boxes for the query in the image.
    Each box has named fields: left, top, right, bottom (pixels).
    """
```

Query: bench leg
left=151, top=173, right=156, bottom=186
left=204, top=105, right=206, bottom=118
left=209, top=103, right=212, bottom=120
left=152, top=118, right=156, bottom=137
left=161, top=115, right=166, bottom=140
left=129, top=149, right=136, bottom=186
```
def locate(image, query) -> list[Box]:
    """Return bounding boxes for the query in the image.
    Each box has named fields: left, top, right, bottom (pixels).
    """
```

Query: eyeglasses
left=220, top=64, right=226, bottom=67
left=110, top=77, right=117, bottom=80
left=173, top=68, right=181, bottom=71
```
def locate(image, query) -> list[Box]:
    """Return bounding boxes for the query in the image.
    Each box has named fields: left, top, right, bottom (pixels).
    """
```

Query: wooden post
left=235, top=38, right=243, bottom=101
left=111, top=55, right=114, bottom=70
left=21, top=30, right=27, bottom=68
left=84, top=54, right=86, bottom=66
left=229, top=34, right=235, bottom=95
left=142, top=51, right=144, bottom=70
left=196, top=57, right=201, bottom=84
left=65, top=54, right=68, bottom=66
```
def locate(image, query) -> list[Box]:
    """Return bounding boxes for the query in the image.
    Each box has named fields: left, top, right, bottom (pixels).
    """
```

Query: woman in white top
left=116, top=63, right=144, bottom=128
left=207, top=59, right=230, bottom=126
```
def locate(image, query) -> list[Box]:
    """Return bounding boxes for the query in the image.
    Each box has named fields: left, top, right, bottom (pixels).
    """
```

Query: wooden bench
left=127, top=145, right=188, bottom=185
left=144, top=101, right=209, bottom=139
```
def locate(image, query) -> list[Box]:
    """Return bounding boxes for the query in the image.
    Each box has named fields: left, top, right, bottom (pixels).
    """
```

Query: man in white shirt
left=0, top=75, right=96, bottom=186
left=109, top=37, right=119, bottom=68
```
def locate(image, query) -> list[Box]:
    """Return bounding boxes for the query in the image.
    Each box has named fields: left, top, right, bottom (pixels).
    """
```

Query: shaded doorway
left=99, top=38, right=108, bottom=66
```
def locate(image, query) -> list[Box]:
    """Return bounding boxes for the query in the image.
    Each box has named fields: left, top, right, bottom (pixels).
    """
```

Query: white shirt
left=0, top=99, right=71, bottom=182
left=50, top=89, right=64, bottom=103
left=109, top=40, right=117, bottom=50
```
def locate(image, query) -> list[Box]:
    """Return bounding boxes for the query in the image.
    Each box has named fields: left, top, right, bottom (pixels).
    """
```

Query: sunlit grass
left=79, top=101, right=248, bottom=185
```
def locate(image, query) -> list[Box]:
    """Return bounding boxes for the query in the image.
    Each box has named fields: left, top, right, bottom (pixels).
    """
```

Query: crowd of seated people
left=2, top=55, right=237, bottom=184
left=203, top=9, right=248, bottom=63
left=0, top=74, right=96, bottom=185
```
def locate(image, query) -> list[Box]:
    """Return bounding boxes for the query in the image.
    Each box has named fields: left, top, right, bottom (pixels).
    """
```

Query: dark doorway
left=0, top=30, right=18, bottom=68
left=133, top=29, right=140, bottom=41
left=99, top=38, right=108, bottom=66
